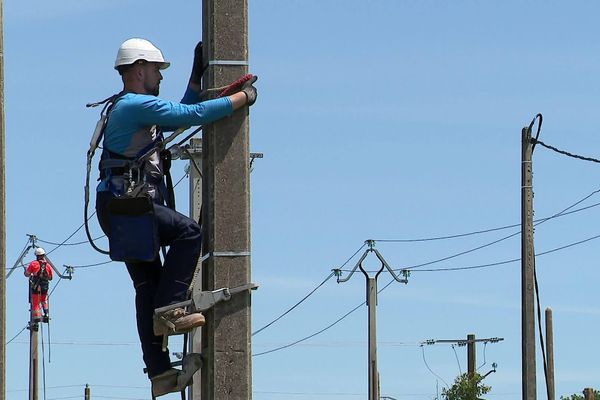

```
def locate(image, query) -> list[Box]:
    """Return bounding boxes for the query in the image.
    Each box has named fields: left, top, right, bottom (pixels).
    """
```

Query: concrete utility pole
left=0, top=1, right=6, bottom=398
left=185, top=138, right=203, bottom=399
left=521, top=125, right=536, bottom=400
left=545, top=308, right=555, bottom=400
left=28, top=322, right=39, bottom=400
left=336, top=241, right=409, bottom=400
left=84, top=384, right=91, bottom=400
left=201, top=1, right=252, bottom=398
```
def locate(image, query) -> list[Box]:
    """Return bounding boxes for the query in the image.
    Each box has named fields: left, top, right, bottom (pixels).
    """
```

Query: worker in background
left=24, top=247, right=53, bottom=323
left=94, top=38, right=257, bottom=397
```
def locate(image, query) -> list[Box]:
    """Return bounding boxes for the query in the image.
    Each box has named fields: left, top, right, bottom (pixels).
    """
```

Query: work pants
left=30, top=291, right=49, bottom=319
left=96, top=191, right=202, bottom=378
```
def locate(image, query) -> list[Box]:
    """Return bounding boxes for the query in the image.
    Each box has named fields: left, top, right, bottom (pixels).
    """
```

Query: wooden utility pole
left=0, top=1, right=6, bottom=398
left=584, top=388, right=595, bottom=400
left=545, top=308, right=555, bottom=400
left=521, top=126, right=536, bottom=400
left=201, top=0, right=252, bottom=398
left=84, top=383, right=91, bottom=400
left=467, top=334, right=476, bottom=379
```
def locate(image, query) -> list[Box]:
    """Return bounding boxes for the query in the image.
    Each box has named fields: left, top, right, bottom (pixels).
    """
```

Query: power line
left=372, top=189, right=600, bottom=244
left=68, top=260, right=113, bottom=269
left=252, top=243, right=366, bottom=337
left=252, top=271, right=335, bottom=336
left=253, top=272, right=398, bottom=357
left=253, top=300, right=364, bottom=357
left=6, top=325, right=27, bottom=345
left=37, top=236, right=105, bottom=247
left=411, top=232, right=600, bottom=272
left=420, top=345, right=449, bottom=389
left=252, top=226, right=600, bottom=357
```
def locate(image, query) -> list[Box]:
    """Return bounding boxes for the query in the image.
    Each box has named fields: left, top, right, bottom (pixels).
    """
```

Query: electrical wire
left=451, top=345, right=462, bottom=375
left=409, top=231, right=600, bottom=272
left=420, top=345, right=449, bottom=389
left=41, top=324, right=48, bottom=400
left=6, top=325, right=27, bottom=345
left=476, top=342, right=487, bottom=371
left=69, top=260, right=113, bottom=269
left=534, top=264, right=551, bottom=400
left=371, top=198, right=600, bottom=243
left=253, top=300, right=364, bottom=357
left=46, top=213, right=96, bottom=256
left=252, top=271, right=335, bottom=337
left=37, top=236, right=105, bottom=247
left=173, top=172, right=188, bottom=188
left=253, top=243, right=367, bottom=337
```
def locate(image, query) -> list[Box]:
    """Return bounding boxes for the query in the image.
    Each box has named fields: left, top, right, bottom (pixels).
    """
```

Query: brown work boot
left=153, top=307, right=205, bottom=337
left=150, top=368, right=179, bottom=397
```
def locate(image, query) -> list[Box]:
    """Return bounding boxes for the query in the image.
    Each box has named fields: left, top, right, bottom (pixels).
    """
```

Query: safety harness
left=84, top=75, right=255, bottom=261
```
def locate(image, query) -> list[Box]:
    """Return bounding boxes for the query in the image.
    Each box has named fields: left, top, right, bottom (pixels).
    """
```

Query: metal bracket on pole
left=154, top=282, right=259, bottom=317
left=200, top=251, right=250, bottom=264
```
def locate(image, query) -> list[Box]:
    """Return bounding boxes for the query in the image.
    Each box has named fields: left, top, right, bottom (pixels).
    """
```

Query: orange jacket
left=25, top=260, right=53, bottom=280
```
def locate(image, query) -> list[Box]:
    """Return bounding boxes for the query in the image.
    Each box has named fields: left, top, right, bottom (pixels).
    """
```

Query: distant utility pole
left=201, top=0, right=252, bottom=398
left=0, top=1, right=6, bottom=398
left=584, top=388, right=595, bottom=400
left=521, top=123, right=536, bottom=400
left=545, top=308, right=555, bottom=400
left=84, top=384, right=91, bottom=400
left=335, top=240, right=409, bottom=400
left=425, top=335, right=503, bottom=379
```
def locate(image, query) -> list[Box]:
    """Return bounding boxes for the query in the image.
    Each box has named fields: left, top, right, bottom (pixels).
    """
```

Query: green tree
left=441, top=373, right=491, bottom=400
left=560, top=389, right=600, bottom=400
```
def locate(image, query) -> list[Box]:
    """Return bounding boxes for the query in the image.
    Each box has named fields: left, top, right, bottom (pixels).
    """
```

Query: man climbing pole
left=24, top=247, right=53, bottom=323
left=92, top=38, right=257, bottom=397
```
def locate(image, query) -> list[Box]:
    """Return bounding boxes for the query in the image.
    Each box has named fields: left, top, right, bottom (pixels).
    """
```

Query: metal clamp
left=207, top=60, right=249, bottom=66
left=200, top=251, right=250, bottom=263
left=154, top=282, right=259, bottom=315
left=193, top=282, right=258, bottom=312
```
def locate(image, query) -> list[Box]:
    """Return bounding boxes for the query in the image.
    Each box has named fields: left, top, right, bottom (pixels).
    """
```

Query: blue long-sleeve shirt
left=97, top=88, right=233, bottom=195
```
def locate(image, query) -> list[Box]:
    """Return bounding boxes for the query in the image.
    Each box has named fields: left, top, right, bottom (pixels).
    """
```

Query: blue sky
left=5, top=1, right=600, bottom=399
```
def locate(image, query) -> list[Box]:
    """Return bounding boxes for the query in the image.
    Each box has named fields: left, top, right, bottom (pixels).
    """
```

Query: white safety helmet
left=34, top=247, right=46, bottom=256
left=114, top=38, right=170, bottom=70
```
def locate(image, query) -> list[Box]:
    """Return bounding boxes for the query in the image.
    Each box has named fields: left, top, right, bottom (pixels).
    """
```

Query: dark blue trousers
left=96, top=191, right=202, bottom=377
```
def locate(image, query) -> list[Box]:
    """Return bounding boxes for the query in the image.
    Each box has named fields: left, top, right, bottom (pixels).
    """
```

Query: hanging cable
left=420, top=345, right=449, bottom=389
left=253, top=243, right=367, bottom=337
left=37, top=235, right=105, bottom=247
left=47, top=213, right=97, bottom=256
left=253, top=300, right=364, bottom=357
left=409, top=231, right=600, bottom=272
left=6, top=326, right=28, bottom=345
left=534, top=263, right=551, bottom=400
left=373, top=186, right=600, bottom=244
left=41, top=324, right=48, bottom=400
left=69, top=260, right=113, bottom=269
left=529, top=113, right=543, bottom=153
left=476, top=342, right=488, bottom=371
left=451, top=345, right=462, bottom=375
left=252, top=271, right=335, bottom=337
